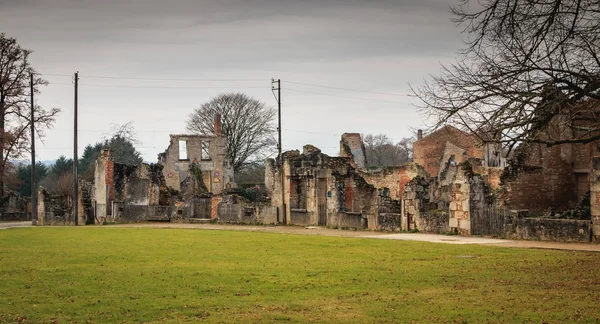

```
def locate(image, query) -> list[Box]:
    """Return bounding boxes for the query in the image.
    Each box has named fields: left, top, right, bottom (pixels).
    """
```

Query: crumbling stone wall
left=501, top=144, right=576, bottom=213
left=401, top=176, right=431, bottom=231
left=94, top=149, right=113, bottom=219
left=340, top=133, right=367, bottom=169
left=94, top=150, right=169, bottom=223
left=216, top=194, right=258, bottom=224
left=417, top=211, right=450, bottom=233
left=413, top=125, right=484, bottom=177
left=266, top=145, right=377, bottom=229
left=0, top=191, right=30, bottom=221
left=445, top=165, right=471, bottom=235
left=506, top=216, right=592, bottom=242
left=472, top=162, right=503, bottom=190
left=159, top=134, right=233, bottom=193
left=592, top=156, right=600, bottom=241
left=360, top=163, right=428, bottom=201
left=468, top=170, right=490, bottom=234
left=78, top=179, right=94, bottom=224
left=37, top=188, right=73, bottom=225
left=36, top=179, right=94, bottom=225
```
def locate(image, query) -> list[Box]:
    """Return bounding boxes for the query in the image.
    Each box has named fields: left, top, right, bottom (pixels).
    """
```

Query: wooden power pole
left=30, top=73, right=37, bottom=225
left=271, top=79, right=286, bottom=224
left=73, top=72, right=79, bottom=225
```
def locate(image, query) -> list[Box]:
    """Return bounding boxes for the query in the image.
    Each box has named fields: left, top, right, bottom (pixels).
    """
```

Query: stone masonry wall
left=591, top=156, right=600, bottom=241
left=160, top=134, right=232, bottom=193
left=413, top=125, right=484, bottom=177
left=402, top=176, right=430, bottom=231
left=502, top=144, right=576, bottom=213
left=448, top=166, right=471, bottom=235
left=506, top=218, right=591, bottom=243
left=417, top=211, right=450, bottom=234
left=340, top=133, right=367, bottom=169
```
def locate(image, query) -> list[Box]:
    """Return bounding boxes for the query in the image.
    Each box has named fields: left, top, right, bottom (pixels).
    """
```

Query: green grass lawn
left=1, top=227, right=599, bottom=323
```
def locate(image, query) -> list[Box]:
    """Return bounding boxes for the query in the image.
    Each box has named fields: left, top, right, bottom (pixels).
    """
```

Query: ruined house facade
left=266, top=128, right=599, bottom=242
left=413, top=125, right=505, bottom=178
left=89, top=115, right=252, bottom=224
left=265, top=134, right=429, bottom=230
left=157, top=115, right=234, bottom=193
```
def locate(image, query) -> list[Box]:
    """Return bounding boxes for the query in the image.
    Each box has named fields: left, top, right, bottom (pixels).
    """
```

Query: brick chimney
left=417, top=129, right=423, bottom=140
left=214, top=114, right=222, bottom=136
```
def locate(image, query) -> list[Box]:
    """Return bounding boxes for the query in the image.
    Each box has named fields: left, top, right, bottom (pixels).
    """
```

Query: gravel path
left=2, top=221, right=599, bottom=252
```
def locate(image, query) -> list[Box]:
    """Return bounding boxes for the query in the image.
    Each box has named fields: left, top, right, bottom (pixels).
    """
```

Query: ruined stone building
left=413, top=125, right=505, bottom=178
left=90, top=115, right=236, bottom=223
left=157, top=115, right=234, bottom=193
left=265, top=133, right=429, bottom=230
left=499, top=135, right=599, bottom=212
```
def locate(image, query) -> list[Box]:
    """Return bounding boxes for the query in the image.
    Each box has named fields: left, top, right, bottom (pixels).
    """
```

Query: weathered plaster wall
left=94, top=149, right=113, bottom=219
left=591, top=156, right=600, bottom=241
left=360, top=163, right=428, bottom=201
left=340, top=133, right=367, bottom=169
left=159, top=134, right=233, bottom=193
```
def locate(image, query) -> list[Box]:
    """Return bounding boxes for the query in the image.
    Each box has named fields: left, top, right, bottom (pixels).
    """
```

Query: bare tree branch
left=414, top=0, right=600, bottom=152
left=186, top=93, right=276, bottom=171
left=0, top=33, right=59, bottom=197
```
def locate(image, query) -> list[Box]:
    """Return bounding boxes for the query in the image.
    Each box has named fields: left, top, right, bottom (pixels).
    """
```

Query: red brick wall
left=572, top=143, right=593, bottom=170
left=105, top=159, right=115, bottom=200
left=504, top=144, right=576, bottom=212
left=413, top=126, right=484, bottom=177
left=210, top=195, right=222, bottom=219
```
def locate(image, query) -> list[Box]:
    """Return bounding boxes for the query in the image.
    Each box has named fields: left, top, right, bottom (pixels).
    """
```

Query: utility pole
left=30, top=73, right=37, bottom=225
left=271, top=79, right=286, bottom=224
left=73, top=72, right=79, bottom=226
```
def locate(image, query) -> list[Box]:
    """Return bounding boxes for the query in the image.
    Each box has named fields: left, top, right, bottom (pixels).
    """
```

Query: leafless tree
left=186, top=93, right=276, bottom=171
left=0, top=33, right=60, bottom=197
left=54, top=171, right=73, bottom=197
left=413, top=0, right=600, bottom=153
left=363, top=134, right=413, bottom=168
left=397, top=137, right=414, bottom=163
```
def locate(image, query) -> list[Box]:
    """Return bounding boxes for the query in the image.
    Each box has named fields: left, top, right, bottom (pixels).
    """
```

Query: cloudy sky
left=1, top=0, right=465, bottom=162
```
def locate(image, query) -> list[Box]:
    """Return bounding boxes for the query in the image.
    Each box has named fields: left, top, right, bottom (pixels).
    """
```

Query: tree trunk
left=0, top=95, right=5, bottom=198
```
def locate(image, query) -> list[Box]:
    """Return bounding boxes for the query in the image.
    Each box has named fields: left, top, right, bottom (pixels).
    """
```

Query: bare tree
left=186, top=93, right=276, bottom=171
left=397, top=137, right=414, bottom=163
left=363, top=134, right=413, bottom=168
left=413, top=0, right=600, bottom=152
left=0, top=33, right=60, bottom=197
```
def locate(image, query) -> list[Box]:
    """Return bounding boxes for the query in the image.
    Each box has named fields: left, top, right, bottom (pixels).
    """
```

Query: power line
left=284, top=129, right=339, bottom=136
left=46, top=82, right=268, bottom=89
left=286, top=88, right=405, bottom=104
left=80, top=84, right=268, bottom=89
left=287, top=80, right=407, bottom=96
left=40, top=73, right=73, bottom=77
left=79, top=75, right=269, bottom=82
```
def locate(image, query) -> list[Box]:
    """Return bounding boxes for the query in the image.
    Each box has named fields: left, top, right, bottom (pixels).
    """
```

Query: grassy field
left=0, top=227, right=599, bottom=323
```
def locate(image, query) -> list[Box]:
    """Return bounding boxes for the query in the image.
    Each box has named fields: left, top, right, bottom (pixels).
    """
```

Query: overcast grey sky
left=1, top=0, right=464, bottom=162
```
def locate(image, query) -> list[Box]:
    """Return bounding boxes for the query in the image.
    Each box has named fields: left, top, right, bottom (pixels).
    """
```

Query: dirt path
left=3, top=221, right=599, bottom=252
left=110, top=222, right=600, bottom=252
